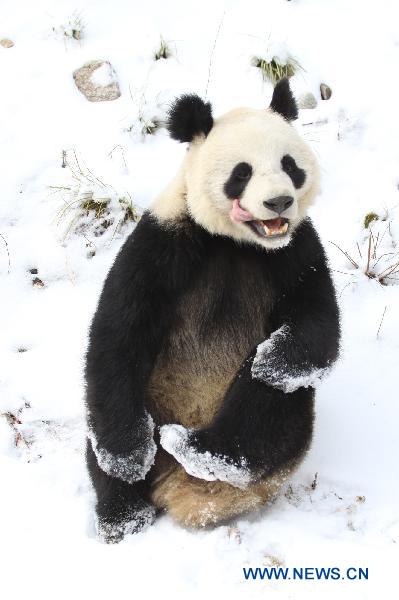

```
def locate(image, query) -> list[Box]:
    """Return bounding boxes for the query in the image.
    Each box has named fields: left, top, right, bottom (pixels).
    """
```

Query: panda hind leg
left=86, top=440, right=155, bottom=543
left=150, top=462, right=292, bottom=529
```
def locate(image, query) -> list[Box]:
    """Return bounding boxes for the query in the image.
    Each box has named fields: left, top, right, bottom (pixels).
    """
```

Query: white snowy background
left=1, top=0, right=399, bottom=598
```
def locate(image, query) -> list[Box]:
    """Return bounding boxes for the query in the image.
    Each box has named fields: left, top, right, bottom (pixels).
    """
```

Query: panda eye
left=234, top=162, right=252, bottom=181
left=281, top=154, right=306, bottom=189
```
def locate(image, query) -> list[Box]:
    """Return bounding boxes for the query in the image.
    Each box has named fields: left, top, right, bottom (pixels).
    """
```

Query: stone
left=32, top=277, right=45, bottom=288
left=73, top=60, right=121, bottom=102
left=320, top=83, right=332, bottom=100
left=298, top=92, right=317, bottom=110
left=0, top=38, right=14, bottom=48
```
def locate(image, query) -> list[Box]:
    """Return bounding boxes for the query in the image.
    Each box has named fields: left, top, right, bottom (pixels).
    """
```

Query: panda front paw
left=251, top=325, right=329, bottom=393
left=95, top=498, right=155, bottom=544
left=160, top=424, right=252, bottom=489
left=88, top=412, right=157, bottom=484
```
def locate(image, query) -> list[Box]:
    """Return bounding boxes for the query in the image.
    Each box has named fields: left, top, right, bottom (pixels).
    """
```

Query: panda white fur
left=85, top=79, right=340, bottom=543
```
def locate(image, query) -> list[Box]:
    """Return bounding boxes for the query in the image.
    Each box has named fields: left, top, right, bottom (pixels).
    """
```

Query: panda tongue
left=230, top=199, right=255, bottom=222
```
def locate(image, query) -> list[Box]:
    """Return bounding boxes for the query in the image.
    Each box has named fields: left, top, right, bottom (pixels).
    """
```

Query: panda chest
left=147, top=251, right=273, bottom=428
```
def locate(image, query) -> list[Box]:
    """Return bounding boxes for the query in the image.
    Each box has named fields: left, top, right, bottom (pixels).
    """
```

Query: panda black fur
left=85, top=78, right=340, bottom=543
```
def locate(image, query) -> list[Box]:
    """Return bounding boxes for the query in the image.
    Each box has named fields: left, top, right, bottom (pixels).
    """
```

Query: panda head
left=156, top=79, right=320, bottom=250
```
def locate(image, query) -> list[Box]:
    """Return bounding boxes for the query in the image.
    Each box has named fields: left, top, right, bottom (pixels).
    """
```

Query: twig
left=339, top=280, right=355, bottom=298
left=374, top=233, right=380, bottom=259
left=329, top=241, right=359, bottom=269
left=366, top=232, right=373, bottom=274
left=376, top=306, right=387, bottom=339
left=302, top=119, right=329, bottom=127
left=372, top=251, right=398, bottom=270
left=73, top=149, right=106, bottom=188
left=109, top=145, right=128, bottom=170
left=332, top=269, right=356, bottom=276
left=0, top=233, right=11, bottom=274
left=379, top=259, right=399, bottom=280
left=205, top=11, right=226, bottom=100
left=374, top=222, right=390, bottom=252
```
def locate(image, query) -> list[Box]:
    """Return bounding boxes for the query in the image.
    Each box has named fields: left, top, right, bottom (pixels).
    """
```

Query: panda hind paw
left=95, top=500, right=155, bottom=544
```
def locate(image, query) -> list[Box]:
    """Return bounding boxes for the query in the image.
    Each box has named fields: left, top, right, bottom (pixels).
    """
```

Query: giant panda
left=85, top=78, right=340, bottom=543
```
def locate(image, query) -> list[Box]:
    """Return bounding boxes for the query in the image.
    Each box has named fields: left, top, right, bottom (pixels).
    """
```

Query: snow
left=90, top=62, right=117, bottom=87
left=160, top=424, right=252, bottom=489
left=1, top=0, right=399, bottom=598
left=252, top=325, right=331, bottom=392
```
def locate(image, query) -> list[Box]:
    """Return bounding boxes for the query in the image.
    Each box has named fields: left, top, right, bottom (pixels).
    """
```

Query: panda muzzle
left=230, top=199, right=289, bottom=238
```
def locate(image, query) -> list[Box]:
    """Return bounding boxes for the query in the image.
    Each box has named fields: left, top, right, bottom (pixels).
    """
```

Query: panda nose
left=263, top=195, right=294, bottom=215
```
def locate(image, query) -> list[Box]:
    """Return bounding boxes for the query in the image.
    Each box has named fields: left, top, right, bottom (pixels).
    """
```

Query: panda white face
left=186, top=108, right=320, bottom=250
left=152, top=79, right=320, bottom=250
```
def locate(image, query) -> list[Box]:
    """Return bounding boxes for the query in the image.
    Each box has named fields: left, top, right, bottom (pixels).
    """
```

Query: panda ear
left=167, top=94, right=214, bottom=143
left=269, top=78, right=298, bottom=121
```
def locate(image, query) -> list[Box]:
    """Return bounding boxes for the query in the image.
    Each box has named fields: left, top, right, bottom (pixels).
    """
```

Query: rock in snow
left=320, top=82, right=332, bottom=100
left=0, top=38, right=14, bottom=48
left=73, top=60, right=121, bottom=102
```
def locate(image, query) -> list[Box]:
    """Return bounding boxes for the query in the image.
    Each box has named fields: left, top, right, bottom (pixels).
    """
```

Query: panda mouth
left=246, top=217, right=289, bottom=238
left=229, top=200, right=290, bottom=239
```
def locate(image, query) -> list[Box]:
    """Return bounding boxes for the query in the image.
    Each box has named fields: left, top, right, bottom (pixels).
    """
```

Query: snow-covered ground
left=1, top=1, right=399, bottom=598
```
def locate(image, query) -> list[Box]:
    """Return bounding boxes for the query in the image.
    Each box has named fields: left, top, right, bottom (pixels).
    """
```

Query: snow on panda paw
left=88, top=411, right=157, bottom=484
left=95, top=498, right=156, bottom=544
left=251, top=325, right=331, bottom=393
left=160, top=424, right=252, bottom=490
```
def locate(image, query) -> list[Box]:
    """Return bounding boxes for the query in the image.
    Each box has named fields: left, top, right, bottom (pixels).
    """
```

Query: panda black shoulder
left=117, top=212, right=203, bottom=258
left=291, top=218, right=327, bottom=262
left=100, top=211, right=210, bottom=305
left=265, top=219, right=328, bottom=291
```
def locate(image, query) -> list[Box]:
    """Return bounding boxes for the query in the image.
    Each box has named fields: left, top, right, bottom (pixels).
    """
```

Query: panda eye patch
left=224, top=162, right=253, bottom=199
left=281, top=155, right=306, bottom=189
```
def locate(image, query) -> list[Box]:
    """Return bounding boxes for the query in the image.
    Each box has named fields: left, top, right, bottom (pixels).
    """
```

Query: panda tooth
left=263, top=224, right=271, bottom=236
left=281, top=222, right=289, bottom=234
left=262, top=221, right=289, bottom=236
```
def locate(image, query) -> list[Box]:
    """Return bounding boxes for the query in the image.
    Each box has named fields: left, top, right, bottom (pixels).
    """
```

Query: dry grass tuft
left=331, top=217, right=399, bottom=286
left=138, top=114, right=161, bottom=136
left=52, top=11, right=85, bottom=42
left=50, top=150, right=139, bottom=249
left=252, top=56, right=302, bottom=85
left=1, top=401, right=31, bottom=449
left=364, top=212, right=379, bottom=229
left=154, top=36, right=171, bottom=60
left=125, top=88, right=163, bottom=138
